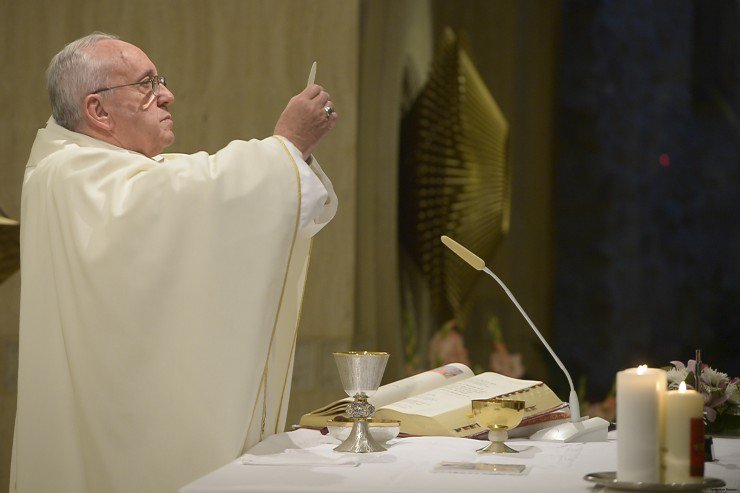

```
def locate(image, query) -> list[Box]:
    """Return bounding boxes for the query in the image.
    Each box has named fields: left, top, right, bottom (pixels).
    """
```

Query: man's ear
left=82, top=94, right=114, bottom=132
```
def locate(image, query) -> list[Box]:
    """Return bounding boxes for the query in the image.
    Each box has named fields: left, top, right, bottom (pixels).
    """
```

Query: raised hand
left=274, top=84, right=338, bottom=160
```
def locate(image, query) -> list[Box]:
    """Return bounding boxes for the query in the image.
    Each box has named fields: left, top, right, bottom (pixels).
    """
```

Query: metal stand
left=333, top=419, right=387, bottom=453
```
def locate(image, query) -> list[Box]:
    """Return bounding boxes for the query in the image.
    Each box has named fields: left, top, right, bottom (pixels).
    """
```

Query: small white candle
left=617, top=365, right=667, bottom=483
left=663, top=382, right=704, bottom=484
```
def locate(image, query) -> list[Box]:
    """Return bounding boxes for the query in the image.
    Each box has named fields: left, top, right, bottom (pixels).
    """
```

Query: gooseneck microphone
left=440, top=235, right=580, bottom=420
left=441, top=235, right=608, bottom=442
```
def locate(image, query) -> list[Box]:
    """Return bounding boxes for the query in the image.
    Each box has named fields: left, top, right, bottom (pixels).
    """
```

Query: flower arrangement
left=487, top=317, right=525, bottom=379
left=428, top=319, right=471, bottom=368
left=584, top=387, right=616, bottom=423
left=666, top=359, right=740, bottom=430
left=426, top=317, right=526, bottom=378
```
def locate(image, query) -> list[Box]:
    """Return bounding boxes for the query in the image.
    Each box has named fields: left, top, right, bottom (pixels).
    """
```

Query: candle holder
left=333, top=351, right=389, bottom=453
left=584, top=472, right=726, bottom=491
left=471, top=398, right=525, bottom=454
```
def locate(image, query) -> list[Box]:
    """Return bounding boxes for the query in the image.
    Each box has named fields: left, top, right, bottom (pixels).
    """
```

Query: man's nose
left=158, top=84, right=175, bottom=104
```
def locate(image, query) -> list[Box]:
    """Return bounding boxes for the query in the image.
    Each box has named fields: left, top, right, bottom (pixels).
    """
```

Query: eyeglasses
left=92, top=75, right=167, bottom=96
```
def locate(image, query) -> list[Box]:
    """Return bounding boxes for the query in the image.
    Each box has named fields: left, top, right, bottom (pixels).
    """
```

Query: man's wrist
left=275, top=135, right=311, bottom=164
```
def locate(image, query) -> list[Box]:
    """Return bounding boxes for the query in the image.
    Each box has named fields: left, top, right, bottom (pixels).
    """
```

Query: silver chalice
left=333, top=351, right=390, bottom=453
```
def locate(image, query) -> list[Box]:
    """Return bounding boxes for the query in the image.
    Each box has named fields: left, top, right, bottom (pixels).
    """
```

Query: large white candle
left=617, top=365, right=667, bottom=483
left=663, top=382, right=704, bottom=484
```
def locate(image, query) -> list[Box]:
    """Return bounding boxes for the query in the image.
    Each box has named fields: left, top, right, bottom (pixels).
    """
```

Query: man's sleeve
left=277, top=137, right=338, bottom=237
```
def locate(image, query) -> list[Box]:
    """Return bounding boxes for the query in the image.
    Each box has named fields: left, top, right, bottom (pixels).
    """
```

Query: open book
left=298, top=363, right=570, bottom=439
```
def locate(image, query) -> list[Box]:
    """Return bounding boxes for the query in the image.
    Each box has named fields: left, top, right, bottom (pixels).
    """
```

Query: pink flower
left=489, top=342, right=525, bottom=378
left=428, top=320, right=470, bottom=367
left=669, top=359, right=736, bottom=423
left=586, top=395, right=616, bottom=423
left=485, top=316, right=526, bottom=378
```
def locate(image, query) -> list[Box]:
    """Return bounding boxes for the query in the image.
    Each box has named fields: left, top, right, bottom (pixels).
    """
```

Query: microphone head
left=440, top=235, right=486, bottom=271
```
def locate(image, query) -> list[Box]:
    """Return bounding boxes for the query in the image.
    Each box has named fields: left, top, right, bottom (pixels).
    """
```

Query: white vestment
left=10, top=119, right=337, bottom=492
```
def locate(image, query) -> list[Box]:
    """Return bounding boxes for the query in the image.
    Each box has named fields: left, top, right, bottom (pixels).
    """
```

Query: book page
left=300, top=363, right=473, bottom=422
left=305, top=399, right=352, bottom=416
left=368, top=363, right=473, bottom=408
left=380, top=372, right=541, bottom=417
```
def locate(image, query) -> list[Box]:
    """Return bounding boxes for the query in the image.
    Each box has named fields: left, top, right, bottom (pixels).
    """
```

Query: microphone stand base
left=529, top=417, right=609, bottom=443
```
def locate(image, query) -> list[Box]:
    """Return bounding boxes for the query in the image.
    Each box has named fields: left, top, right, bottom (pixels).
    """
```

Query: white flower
left=726, top=381, right=740, bottom=406
left=701, top=367, right=729, bottom=388
left=667, top=368, right=689, bottom=386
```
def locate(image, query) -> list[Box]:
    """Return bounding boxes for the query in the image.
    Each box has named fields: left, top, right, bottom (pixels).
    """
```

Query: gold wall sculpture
left=0, top=217, right=19, bottom=286
left=399, top=28, right=511, bottom=321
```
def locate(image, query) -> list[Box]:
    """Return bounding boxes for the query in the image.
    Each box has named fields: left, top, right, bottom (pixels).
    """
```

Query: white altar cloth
left=181, top=429, right=740, bottom=493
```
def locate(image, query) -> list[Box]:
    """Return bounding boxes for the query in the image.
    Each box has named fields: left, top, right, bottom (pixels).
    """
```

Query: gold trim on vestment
left=273, top=239, right=314, bottom=434
left=256, top=136, right=304, bottom=440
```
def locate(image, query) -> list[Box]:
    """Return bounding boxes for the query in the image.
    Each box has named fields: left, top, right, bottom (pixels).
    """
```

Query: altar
left=180, top=430, right=740, bottom=492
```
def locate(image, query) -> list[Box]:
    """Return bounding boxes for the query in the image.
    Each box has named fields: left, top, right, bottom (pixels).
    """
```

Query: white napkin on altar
left=239, top=448, right=360, bottom=467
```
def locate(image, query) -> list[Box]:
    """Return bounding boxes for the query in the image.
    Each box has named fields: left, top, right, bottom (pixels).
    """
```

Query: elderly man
left=11, top=32, right=338, bottom=492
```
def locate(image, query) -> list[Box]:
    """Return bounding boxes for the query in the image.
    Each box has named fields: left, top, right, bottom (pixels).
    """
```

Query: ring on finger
left=323, top=106, right=334, bottom=118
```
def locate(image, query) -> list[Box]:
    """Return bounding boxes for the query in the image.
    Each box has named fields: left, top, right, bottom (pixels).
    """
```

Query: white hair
left=46, top=32, right=120, bottom=131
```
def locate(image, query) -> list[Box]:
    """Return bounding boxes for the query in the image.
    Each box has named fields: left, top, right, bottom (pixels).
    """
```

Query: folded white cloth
left=240, top=449, right=360, bottom=467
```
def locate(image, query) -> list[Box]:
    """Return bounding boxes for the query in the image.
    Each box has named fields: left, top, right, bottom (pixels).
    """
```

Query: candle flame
left=679, top=381, right=687, bottom=393
left=637, top=364, right=648, bottom=375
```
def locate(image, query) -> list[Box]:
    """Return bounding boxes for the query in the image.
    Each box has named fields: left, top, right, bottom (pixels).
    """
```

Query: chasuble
left=10, top=118, right=337, bottom=492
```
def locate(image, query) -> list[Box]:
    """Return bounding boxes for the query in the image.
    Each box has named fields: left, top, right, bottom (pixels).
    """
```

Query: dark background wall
left=397, top=0, right=738, bottom=406
left=554, top=0, right=739, bottom=400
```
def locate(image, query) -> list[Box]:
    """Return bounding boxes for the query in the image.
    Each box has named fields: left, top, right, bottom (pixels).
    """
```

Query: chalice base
left=333, top=420, right=387, bottom=453
left=476, top=441, right=519, bottom=454
left=476, top=428, right=518, bottom=454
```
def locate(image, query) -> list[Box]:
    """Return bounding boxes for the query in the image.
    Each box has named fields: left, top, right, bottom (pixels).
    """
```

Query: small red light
left=659, top=154, right=670, bottom=167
